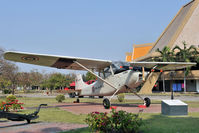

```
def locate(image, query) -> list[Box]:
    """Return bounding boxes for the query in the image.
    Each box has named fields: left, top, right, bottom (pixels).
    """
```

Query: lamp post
left=170, top=71, right=176, bottom=100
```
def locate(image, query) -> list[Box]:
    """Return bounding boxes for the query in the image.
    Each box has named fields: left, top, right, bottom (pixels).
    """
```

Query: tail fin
left=75, top=74, right=88, bottom=90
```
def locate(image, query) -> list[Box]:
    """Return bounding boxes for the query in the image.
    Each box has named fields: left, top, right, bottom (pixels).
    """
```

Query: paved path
left=56, top=102, right=199, bottom=114
left=0, top=121, right=87, bottom=133
left=1, top=93, right=199, bottom=101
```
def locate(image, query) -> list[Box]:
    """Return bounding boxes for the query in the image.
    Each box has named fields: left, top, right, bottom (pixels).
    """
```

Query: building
left=126, top=0, right=199, bottom=93
left=126, top=43, right=154, bottom=62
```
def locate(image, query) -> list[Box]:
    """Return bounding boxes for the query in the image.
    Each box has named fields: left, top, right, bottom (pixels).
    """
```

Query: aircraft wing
left=4, top=51, right=112, bottom=71
left=130, top=62, right=196, bottom=71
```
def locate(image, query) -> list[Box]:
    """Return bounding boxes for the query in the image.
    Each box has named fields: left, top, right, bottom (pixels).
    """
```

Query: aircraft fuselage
left=80, top=70, right=149, bottom=96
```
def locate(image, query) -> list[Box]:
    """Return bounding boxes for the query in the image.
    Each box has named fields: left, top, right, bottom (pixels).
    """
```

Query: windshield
left=100, top=62, right=131, bottom=78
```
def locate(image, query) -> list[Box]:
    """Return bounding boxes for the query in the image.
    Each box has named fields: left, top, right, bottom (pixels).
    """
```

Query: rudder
left=75, top=74, right=88, bottom=90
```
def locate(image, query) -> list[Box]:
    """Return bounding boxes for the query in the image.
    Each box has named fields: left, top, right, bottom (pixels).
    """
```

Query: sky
left=0, top=0, right=191, bottom=74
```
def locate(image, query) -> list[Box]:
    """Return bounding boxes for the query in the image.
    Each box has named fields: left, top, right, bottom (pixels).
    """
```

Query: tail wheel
left=26, top=119, right=31, bottom=124
left=76, top=98, right=80, bottom=103
left=69, top=93, right=76, bottom=98
left=144, top=97, right=151, bottom=107
left=103, top=98, right=111, bottom=109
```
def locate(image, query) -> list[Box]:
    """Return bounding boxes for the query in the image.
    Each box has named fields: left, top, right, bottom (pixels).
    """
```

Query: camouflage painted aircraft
left=4, top=51, right=196, bottom=109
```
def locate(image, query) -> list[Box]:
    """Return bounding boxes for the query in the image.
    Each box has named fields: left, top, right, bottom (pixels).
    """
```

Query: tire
left=99, top=96, right=104, bottom=98
left=76, top=98, right=80, bottom=103
left=26, top=119, right=31, bottom=124
left=69, top=93, right=75, bottom=98
left=144, top=97, right=151, bottom=107
left=103, top=98, right=111, bottom=109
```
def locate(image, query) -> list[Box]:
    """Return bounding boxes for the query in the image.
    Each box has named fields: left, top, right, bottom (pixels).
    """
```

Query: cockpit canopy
left=101, top=61, right=143, bottom=78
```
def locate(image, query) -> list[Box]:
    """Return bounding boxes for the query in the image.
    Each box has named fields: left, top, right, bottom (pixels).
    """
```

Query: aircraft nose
left=126, top=71, right=149, bottom=89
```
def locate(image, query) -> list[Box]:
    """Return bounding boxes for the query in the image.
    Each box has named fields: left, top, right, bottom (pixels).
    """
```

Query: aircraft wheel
left=99, top=96, right=104, bottom=98
left=69, top=93, right=75, bottom=98
left=103, top=98, right=111, bottom=109
left=26, top=119, right=31, bottom=124
left=144, top=97, right=151, bottom=107
left=76, top=98, right=80, bottom=103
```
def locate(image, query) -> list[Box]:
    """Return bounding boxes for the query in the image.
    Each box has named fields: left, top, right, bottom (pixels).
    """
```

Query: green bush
left=56, top=94, right=65, bottom=102
left=117, top=93, right=125, bottom=102
left=6, top=94, right=16, bottom=102
left=0, top=95, right=24, bottom=111
left=3, top=89, right=12, bottom=94
left=85, top=108, right=143, bottom=133
left=0, top=101, right=6, bottom=111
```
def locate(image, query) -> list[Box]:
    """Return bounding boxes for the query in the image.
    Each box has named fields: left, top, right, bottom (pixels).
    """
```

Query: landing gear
left=76, top=98, right=80, bottom=103
left=26, top=119, right=31, bottom=124
left=69, top=93, right=76, bottom=98
left=125, top=85, right=151, bottom=107
left=74, top=98, right=80, bottom=103
left=103, top=98, right=111, bottom=109
left=144, top=97, right=151, bottom=107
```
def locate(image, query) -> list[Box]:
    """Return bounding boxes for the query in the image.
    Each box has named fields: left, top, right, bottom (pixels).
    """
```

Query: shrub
left=85, top=108, right=143, bottom=133
left=56, top=94, right=65, bottom=102
left=0, top=95, right=24, bottom=111
left=117, top=93, right=125, bottom=102
left=3, top=89, right=12, bottom=94
left=6, top=94, right=16, bottom=102
left=0, top=101, right=8, bottom=111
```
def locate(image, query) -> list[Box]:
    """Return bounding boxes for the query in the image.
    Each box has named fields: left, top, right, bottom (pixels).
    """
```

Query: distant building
left=126, top=0, right=199, bottom=93
left=125, top=43, right=154, bottom=62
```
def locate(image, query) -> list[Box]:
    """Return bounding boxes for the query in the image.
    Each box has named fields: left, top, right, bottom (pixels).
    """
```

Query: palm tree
left=173, top=41, right=198, bottom=63
left=156, top=46, right=175, bottom=92
left=156, top=46, right=175, bottom=62
left=172, top=41, right=199, bottom=92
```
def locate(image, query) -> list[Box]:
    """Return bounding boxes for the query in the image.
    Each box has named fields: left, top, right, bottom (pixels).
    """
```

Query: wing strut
left=73, top=61, right=118, bottom=90
left=142, top=67, right=145, bottom=81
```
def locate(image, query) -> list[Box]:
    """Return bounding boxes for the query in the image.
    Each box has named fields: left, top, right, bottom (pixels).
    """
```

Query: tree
left=65, top=73, right=75, bottom=87
left=173, top=41, right=198, bottom=63
left=0, top=48, right=13, bottom=92
left=42, top=73, right=71, bottom=93
left=29, top=69, right=44, bottom=89
left=156, top=46, right=175, bottom=93
left=16, top=72, right=31, bottom=92
left=0, top=78, right=11, bottom=90
left=172, top=42, right=199, bottom=93
left=1, top=60, right=18, bottom=94
left=85, top=72, right=97, bottom=81
left=0, top=58, right=12, bottom=91
left=156, top=46, right=175, bottom=62
left=156, top=42, right=199, bottom=93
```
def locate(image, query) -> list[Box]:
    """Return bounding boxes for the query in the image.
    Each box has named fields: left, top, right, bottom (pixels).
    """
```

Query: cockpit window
left=100, top=62, right=131, bottom=78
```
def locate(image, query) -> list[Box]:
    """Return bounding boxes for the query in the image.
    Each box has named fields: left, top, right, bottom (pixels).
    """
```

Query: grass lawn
left=62, top=112, right=199, bottom=133
left=1, top=96, right=199, bottom=133
left=22, top=108, right=87, bottom=124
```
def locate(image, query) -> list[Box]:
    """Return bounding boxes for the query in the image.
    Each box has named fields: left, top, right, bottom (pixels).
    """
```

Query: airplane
left=4, top=51, right=196, bottom=109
